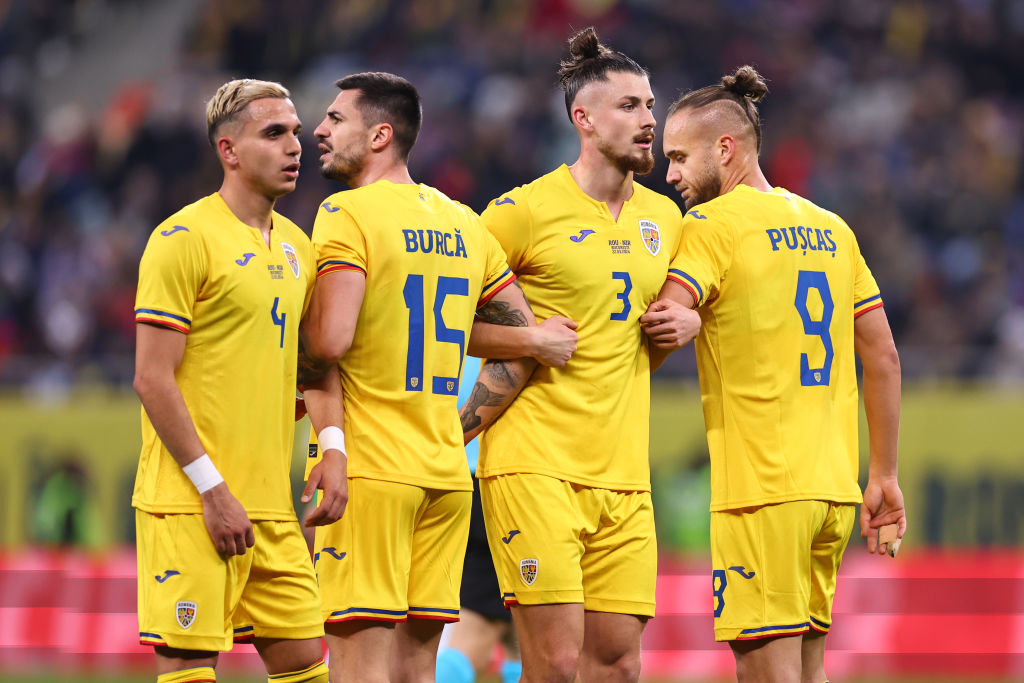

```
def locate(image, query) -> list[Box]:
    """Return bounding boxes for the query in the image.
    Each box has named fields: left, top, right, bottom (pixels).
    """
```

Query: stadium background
left=1, top=0, right=1022, bottom=680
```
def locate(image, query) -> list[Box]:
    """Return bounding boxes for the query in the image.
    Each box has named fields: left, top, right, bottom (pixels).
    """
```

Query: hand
left=640, top=299, right=701, bottom=348
left=201, top=483, right=255, bottom=555
left=302, top=449, right=349, bottom=526
left=530, top=316, right=578, bottom=367
left=860, top=476, right=906, bottom=555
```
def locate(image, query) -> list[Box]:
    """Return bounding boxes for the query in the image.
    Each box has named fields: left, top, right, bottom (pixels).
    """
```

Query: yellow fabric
left=309, top=181, right=514, bottom=491
left=157, top=667, right=216, bottom=683
left=314, top=477, right=470, bottom=623
left=478, top=165, right=683, bottom=490
left=268, top=659, right=329, bottom=682
left=133, top=193, right=314, bottom=519
left=136, top=512, right=322, bottom=652
left=480, top=473, right=657, bottom=617
left=667, top=185, right=880, bottom=510
left=709, top=501, right=854, bottom=641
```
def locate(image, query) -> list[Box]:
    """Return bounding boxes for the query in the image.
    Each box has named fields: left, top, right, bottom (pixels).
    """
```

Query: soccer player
left=299, top=72, right=566, bottom=683
left=436, top=355, right=522, bottom=683
left=459, top=28, right=700, bottom=683
left=132, top=79, right=339, bottom=683
left=649, top=66, right=906, bottom=683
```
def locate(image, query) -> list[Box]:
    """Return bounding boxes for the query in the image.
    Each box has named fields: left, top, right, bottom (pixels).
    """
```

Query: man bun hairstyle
left=557, top=27, right=649, bottom=119
left=336, top=71, right=422, bottom=161
left=206, top=78, right=290, bottom=148
left=667, top=65, right=769, bottom=152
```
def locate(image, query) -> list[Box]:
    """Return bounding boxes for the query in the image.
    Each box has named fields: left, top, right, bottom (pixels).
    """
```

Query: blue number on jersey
left=712, top=568, right=727, bottom=618
left=270, top=296, right=286, bottom=348
left=795, top=270, right=834, bottom=386
left=611, top=271, right=632, bottom=321
left=403, top=274, right=470, bottom=394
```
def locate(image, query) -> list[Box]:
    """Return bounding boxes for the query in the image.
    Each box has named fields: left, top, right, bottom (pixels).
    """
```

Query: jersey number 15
left=404, top=274, right=469, bottom=396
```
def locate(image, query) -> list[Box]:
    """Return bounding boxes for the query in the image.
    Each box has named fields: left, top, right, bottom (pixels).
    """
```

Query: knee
left=597, top=650, right=642, bottom=683
left=534, top=646, right=580, bottom=682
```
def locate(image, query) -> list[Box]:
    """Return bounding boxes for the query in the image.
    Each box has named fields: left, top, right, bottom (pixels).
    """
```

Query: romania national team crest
left=519, top=558, right=538, bottom=586
left=639, top=220, right=660, bottom=256
left=281, top=242, right=301, bottom=278
left=176, top=600, right=197, bottom=629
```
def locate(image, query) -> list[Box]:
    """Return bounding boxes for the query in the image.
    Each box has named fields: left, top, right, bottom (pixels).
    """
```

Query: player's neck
left=349, top=156, right=415, bottom=188
left=217, top=181, right=275, bottom=245
left=722, top=162, right=772, bottom=196
left=568, top=152, right=634, bottom=219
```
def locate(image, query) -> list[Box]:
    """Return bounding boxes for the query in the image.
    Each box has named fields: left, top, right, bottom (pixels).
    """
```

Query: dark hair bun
left=567, top=27, right=607, bottom=63
left=723, top=65, right=768, bottom=102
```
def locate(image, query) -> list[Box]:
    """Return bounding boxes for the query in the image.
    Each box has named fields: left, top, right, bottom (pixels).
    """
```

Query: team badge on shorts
left=520, top=558, right=538, bottom=586
left=639, top=220, right=660, bottom=256
left=281, top=242, right=301, bottom=278
left=176, top=601, right=197, bottom=629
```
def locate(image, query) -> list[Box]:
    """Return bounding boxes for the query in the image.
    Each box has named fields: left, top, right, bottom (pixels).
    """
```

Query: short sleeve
left=134, top=221, right=207, bottom=333
left=480, top=188, right=531, bottom=273
left=312, top=197, right=368, bottom=279
left=666, top=212, right=734, bottom=307
left=851, top=236, right=883, bottom=318
left=477, top=217, right=517, bottom=308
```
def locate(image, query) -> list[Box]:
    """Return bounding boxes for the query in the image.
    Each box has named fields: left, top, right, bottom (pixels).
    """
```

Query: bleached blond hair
left=205, top=78, right=290, bottom=147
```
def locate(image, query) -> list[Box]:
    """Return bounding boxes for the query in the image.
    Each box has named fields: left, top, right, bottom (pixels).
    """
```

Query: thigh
left=136, top=510, right=247, bottom=652
left=315, top=477, right=423, bottom=622
left=407, top=488, right=471, bottom=621
left=579, top=490, right=657, bottom=617
left=480, top=474, right=585, bottom=607
left=234, top=519, right=323, bottom=642
left=710, top=501, right=829, bottom=642
left=460, top=479, right=510, bottom=621
left=808, top=503, right=855, bottom=633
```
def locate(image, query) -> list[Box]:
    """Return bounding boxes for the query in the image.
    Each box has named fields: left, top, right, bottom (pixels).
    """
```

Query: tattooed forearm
left=458, top=360, right=527, bottom=434
left=487, top=359, right=521, bottom=389
left=296, top=336, right=335, bottom=388
left=476, top=299, right=529, bottom=327
left=459, top=381, right=505, bottom=432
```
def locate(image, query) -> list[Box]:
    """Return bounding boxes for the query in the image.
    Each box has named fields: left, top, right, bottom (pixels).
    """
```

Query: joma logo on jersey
left=766, top=226, right=837, bottom=254
left=402, top=229, right=467, bottom=258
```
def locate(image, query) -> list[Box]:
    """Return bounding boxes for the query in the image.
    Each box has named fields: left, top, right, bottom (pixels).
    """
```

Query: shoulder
left=147, top=195, right=216, bottom=246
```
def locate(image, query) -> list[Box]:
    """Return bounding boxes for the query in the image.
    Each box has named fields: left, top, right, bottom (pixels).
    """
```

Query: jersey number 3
left=795, top=270, right=834, bottom=386
left=404, top=274, right=469, bottom=395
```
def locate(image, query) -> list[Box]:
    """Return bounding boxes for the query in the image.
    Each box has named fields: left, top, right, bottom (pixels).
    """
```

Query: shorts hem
left=716, top=622, right=811, bottom=642
left=582, top=598, right=656, bottom=618
left=138, top=631, right=231, bottom=652
left=504, top=589, right=584, bottom=606
left=240, top=623, right=324, bottom=640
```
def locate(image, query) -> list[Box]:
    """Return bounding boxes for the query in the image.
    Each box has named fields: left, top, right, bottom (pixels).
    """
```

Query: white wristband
left=182, top=453, right=224, bottom=494
left=318, top=426, right=346, bottom=456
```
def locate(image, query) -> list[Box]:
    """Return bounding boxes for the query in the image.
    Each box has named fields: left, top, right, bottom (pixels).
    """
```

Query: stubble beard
left=684, top=160, right=723, bottom=210
left=597, top=137, right=656, bottom=177
left=320, top=147, right=366, bottom=186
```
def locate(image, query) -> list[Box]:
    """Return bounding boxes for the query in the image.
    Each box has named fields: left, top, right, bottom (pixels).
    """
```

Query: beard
left=320, top=144, right=367, bottom=186
left=683, top=158, right=722, bottom=210
left=597, top=136, right=656, bottom=176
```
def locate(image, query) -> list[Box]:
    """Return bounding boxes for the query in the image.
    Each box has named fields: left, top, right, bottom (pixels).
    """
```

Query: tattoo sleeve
left=458, top=359, right=527, bottom=438
left=475, top=282, right=531, bottom=327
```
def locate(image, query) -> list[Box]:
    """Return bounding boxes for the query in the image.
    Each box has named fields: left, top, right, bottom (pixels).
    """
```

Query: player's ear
left=572, top=105, right=593, bottom=132
left=717, top=134, right=736, bottom=166
left=217, top=136, right=238, bottom=167
left=369, top=122, right=393, bottom=152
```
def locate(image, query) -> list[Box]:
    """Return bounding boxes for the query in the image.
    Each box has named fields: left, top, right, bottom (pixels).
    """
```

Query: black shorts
left=460, top=477, right=511, bottom=621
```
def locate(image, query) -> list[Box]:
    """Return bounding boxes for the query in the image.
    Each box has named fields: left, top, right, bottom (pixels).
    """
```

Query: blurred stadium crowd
left=1, top=0, right=1023, bottom=389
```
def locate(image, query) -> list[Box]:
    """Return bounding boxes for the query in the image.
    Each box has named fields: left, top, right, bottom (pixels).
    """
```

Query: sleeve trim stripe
left=481, top=268, right=513, bottom=294
left=317, top=263, right=367, bottom=278
left=477, top=274, right=517, bottom=308
left=667, top=269, right=703, bottom=304
left=855, top=294, right=882, bottom=308
left=136, top=317, right=189, bottom=334
left=134, top=308, right=191, bottom=325
left=317, top=260, right=366, bottom=274
left=853, top=301, right=884, bottom=318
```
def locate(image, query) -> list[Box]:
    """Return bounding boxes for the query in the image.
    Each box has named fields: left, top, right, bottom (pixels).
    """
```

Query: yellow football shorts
left=710, top=500, right=855, bottom=642
left=480, top=473, right=656, bottom=617
left=136, top=511, right=323, bottom=651
left=314, top=477, right=471, bottom=623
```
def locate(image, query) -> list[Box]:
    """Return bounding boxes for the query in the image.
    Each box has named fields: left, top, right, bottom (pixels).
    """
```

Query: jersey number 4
left=795, top=270, right=834, bottom=386
left=403, top=274, right=469, bottom=395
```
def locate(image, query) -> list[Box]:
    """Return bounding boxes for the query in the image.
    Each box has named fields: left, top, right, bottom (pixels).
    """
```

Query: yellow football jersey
left=477, top=164, right=683, bottom=491
left=309, top=181, right=515, bottom=491
left=132, top=193, right=314, bottom=520
left=667, top=185, right=882, bottom=511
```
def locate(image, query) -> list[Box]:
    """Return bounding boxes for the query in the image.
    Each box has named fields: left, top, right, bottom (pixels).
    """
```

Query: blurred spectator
left=0, top=0, right=1022, bottom=386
